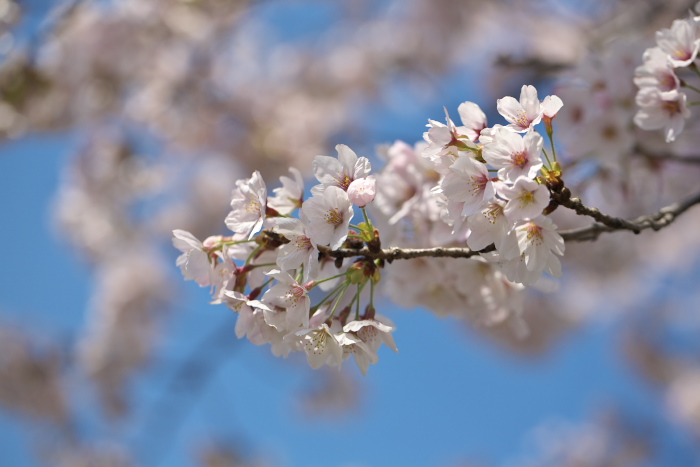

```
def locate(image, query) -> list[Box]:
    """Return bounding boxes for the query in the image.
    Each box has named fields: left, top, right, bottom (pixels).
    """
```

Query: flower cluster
left=634, top=15, right=699, bottom=142
left=173, top=14, right=700, bottom=373
left=426, top=85, right=566, bottom=287
left=174, top=146, right=394, bottom=375
left=173, top=84, right=575, bottom=372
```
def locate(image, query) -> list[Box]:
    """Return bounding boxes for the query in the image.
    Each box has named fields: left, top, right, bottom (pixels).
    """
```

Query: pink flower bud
left=347, top=176, right=376, bottom=208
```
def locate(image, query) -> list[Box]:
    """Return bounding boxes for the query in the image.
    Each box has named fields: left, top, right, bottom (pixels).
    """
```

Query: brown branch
left=317, top=244, right=495, bottom=261
left=262, top=189, right=700, bottom=262
left=559, top=189, right=700, bottom=242
left=550, top=188, right=644, bottom=234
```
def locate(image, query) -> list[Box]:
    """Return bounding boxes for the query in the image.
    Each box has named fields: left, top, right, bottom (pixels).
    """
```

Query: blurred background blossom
left=3, top=0, right=700, bottom=465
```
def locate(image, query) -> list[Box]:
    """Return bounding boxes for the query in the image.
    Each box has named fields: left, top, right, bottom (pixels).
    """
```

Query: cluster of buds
left=634, top=14, right=700, bottom=142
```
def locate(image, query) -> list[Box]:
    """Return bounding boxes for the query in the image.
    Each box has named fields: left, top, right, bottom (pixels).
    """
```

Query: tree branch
left=558, top=189, right=700, bottom=242
left=317, top=244, right=495, bottom=261
left=550, top=188, right=644, bottom=233
left=264, top=189, right=700, bottom=263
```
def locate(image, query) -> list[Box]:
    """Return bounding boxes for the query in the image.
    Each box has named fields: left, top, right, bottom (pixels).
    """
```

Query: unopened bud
left=347, top=176, right=376, bottom=208
left=348, top=261, right=367, bottom=284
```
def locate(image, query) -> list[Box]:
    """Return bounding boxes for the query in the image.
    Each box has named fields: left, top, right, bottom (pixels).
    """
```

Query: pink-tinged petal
left=312, top=155, right=344, bottom=186
left=496, top=96, right=523, bottom=124
left=336, top=144, right=359, bottom=174
left=542, top=95, right=563, bottom=118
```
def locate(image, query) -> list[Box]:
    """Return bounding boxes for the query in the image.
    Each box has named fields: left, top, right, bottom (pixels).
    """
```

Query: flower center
left=469, top=174, right=488, bottom=196
left=485, top=204, right=503, bottom=224
left=511, top=151, right=528, bottom=169
left=294, top=236, right=312, bottom=251
left=325, top=208, right=343, bottom=226
left=525, top=222, right=544, bottom=246
left=517, top=190, right=535, bottom=208
left=673, top=48, right=691, bottom=61
left=246, top=198, right=261, bottom=213
left=663, top=100, right=682, bottom=116
left=514, top=109, right=530, bottom=129
left=334, top=172, right=353, bottom=190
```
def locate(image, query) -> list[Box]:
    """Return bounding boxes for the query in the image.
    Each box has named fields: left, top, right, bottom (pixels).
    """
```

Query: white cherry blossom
left=223, top=291, right=269, bottom=345
left=497, top=85, right=544, bottom=133
left=514, top=215, right=565, bottom=279
left=290, top=323, right=343, bottom=370
left=542, top=95, right=564, bottom=121
left=498, top=177, right=550, bottom=221
left=336, top=331, right=378, bottom=376
left=436, top=155, right=495, bottom=218
left=457, top=101, right=488, bottom=142
left=311, top=144, right=371, bottom=195
left=172, top=229, right=214, bottom=287
left=272, top=217, right=320, bottom=282
left=261, top=270, right=311, bottom=330
left=466, top=199, right=516, bottom=257
left=655, top=17, right=700, bottom=68
left=268, top=167, right=304, bottom=215
left=343, top=315, right=398, bottom=354
left=634, top=88, right=690, bottom=142
left=224, top=171, right=267, bottom=239
left=482, top=128, right=544, bottom=182
left=634, top=47, right=680, bottom=93
left=302, top=186, right=354, bottom=250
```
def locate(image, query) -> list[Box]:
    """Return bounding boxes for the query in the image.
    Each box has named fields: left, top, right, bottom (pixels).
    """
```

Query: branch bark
left=310, top=188, right=700, bottom=261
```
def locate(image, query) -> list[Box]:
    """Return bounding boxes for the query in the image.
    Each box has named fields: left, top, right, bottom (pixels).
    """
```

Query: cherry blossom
left=260, top=270, right=312, bottom=330
left=271, top=217, right=320, bottom=282
left=172, top=229, right=214, bottom=287
left=498, top=177, right=550, bottom=221
left=290, top=323, right=343, bottom=370
left=655, top=17, right=700, bottom=68
left=634, top=88, right=690, bottom=142
left=514, top=215, right=565, bottom=279
left=541, top=95, right=564, bottom=121
left=302, top=185, right=355, bottom=250
left=457, top=101, right=488, bottom=142
left=436, top=155, right=495, bottom=218
left=482, top=128, right=544, bottom=182
left=224, top=171, right=268, bottom=239
left=347, top=175, right=376, bottom=208
left=634, top=47, right=680, bottom=93
left=311, top=144, right=371, bottom=195
left=497, top=85, right=544, bottom=133
left=268, top=167, right=304, bottom=215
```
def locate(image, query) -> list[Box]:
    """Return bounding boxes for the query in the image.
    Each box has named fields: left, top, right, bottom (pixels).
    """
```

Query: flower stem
left=328, top=281, right=351, bottom=320
left=248, top=262, right=278, bottom=270
left=244, top=245, right=262, bottom=266
left=682, top=82, right=700, bottom=94
left=548, top=135, right=558, bottom=163
left=542, top=148, right=553, bottom=168
left=312, top=271, right=349, bottom=286
left=361, top=207, right=373, bottom=230
left=313, top=281, right=346, bottom=311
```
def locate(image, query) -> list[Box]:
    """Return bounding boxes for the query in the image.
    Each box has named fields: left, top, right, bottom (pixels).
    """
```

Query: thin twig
left=559, top=189, right=700, bottom=242
left=550, top=188, right=644, bottom=233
